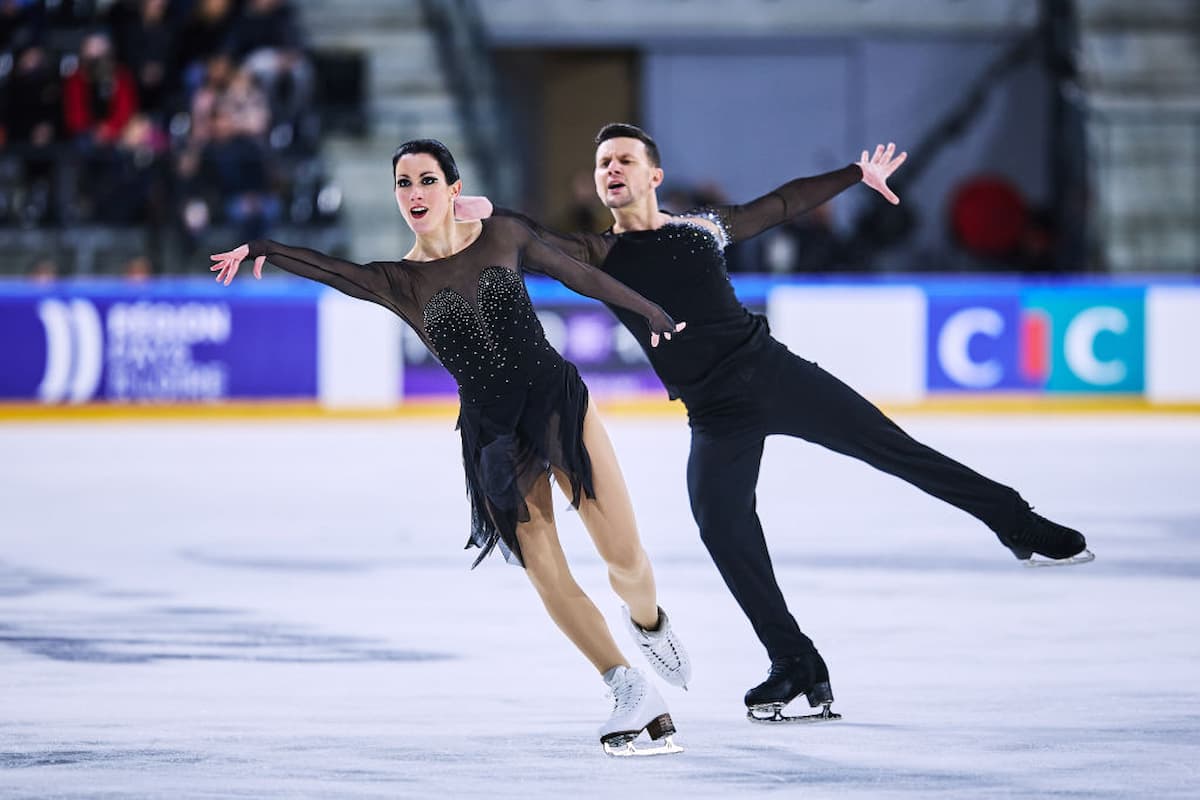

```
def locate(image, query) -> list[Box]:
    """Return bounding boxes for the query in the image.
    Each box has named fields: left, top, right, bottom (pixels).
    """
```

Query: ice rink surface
left=2, top=411, right=1198, bottom=799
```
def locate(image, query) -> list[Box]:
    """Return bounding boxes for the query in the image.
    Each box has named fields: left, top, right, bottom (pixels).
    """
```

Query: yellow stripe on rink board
left=0, top=400, right=463, bottom=423
left=1, top=395, right=1199, bottom=423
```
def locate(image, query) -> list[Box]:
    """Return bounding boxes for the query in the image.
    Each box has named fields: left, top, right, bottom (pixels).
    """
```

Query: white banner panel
left=318, top=292, right=401, bottom=408
left=1146, top=287, right=1200, bottom=402
left=767, top=285, right=927, bottom=403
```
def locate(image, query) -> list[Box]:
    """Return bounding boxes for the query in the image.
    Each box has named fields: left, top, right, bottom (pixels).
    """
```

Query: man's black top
left=497, top=164, right=862, bottom=398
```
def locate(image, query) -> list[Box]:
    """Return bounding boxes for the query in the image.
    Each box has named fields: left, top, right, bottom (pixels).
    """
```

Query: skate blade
left=602, top=734, right=684, bottom=757
left=747, top=703, right=841, bottom=724
left=1022, top=548, right=1095, bottom=568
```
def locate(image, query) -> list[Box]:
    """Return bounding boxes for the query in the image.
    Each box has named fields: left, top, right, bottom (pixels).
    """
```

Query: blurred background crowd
left=0, top=0, right=340, bottom=279
left=0, top=0, right=1196, bottom=279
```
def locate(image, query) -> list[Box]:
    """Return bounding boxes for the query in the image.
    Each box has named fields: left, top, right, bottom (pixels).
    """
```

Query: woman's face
left=394, top=152, right=458, bottom=235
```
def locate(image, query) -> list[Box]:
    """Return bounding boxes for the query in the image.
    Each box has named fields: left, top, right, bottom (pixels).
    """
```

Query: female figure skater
left=210, top=139, right=690, bottom=756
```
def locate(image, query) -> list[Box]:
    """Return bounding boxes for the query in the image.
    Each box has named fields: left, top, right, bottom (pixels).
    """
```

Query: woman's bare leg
left=552, top=401, right=660, bottom=630
left=516, top=474, right=628, bottom=674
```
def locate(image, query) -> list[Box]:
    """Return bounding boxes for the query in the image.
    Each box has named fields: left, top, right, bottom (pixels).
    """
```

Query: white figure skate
left=623, top=605, right=692, bottom=690
left=598, top=665, right=683, bottom=757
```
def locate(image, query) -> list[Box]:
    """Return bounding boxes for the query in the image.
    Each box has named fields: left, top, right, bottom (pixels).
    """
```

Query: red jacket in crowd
left=62, top=66, right=139, bottom=143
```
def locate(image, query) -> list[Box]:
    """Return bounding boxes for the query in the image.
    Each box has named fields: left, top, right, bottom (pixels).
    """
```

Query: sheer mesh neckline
left=399, top=221, right=487, bottom=265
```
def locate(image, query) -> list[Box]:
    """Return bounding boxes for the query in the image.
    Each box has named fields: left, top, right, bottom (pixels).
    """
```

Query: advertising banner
left=0, top=285, right=319, bottom=403
left=925, top=285, right=1146, bottom=394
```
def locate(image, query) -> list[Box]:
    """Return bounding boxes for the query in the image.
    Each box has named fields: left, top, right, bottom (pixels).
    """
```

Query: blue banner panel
left=926, top=294, right=1029, bottom=391
left=0, top=289, right=317, bottom=402
left=925, top=284, right=1146, bottom=394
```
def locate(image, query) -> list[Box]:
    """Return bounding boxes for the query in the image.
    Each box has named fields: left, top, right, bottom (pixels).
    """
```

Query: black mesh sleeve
left=715, top=164, right=863, bottom=243
left=248, top=240, right=402, bottom=313
left=507, top=221, right=676, bottom=336
left=490, top=207, right=610, bottom=267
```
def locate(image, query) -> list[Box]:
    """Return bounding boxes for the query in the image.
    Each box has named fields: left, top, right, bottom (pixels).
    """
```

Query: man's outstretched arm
left=718, top=142, right=906, bottom=243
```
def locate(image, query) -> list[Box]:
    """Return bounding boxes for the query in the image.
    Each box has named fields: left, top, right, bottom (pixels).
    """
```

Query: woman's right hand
left=210, top=244, right=265, bottom=285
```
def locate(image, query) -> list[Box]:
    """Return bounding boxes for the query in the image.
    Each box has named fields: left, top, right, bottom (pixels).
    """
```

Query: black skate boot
left=997, top=511, right=1095, bottom=567
left=744, top=652, right=840, bottom=724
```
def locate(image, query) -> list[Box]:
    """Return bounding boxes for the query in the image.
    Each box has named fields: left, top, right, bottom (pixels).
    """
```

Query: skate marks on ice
left=177, top=547, right=404, bottom=575
left=2, top=417, right=1199, bottom=798
left=0, top=558, right=451, bottom=665
left=0, top=560, right=91, bottom=597
left=0, top=746, right=204, bottom=771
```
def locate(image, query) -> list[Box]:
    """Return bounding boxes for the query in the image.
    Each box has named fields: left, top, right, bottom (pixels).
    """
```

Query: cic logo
left=927, top=289, right=1144, bottom=393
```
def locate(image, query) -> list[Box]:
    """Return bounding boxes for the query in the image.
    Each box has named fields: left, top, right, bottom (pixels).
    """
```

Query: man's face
left=594, top=137, right=662, bottom=209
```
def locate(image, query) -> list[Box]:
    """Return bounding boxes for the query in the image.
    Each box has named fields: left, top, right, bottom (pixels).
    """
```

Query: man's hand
left=454, top=195, right=494, bottom=221
left=858, top=142, right=907, bottom=205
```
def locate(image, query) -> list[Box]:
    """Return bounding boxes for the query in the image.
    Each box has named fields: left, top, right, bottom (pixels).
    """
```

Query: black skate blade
left=1022, top=548, right=1095, bottom=568
left=747, top=702, right=841, bottom=725
left=602, top=733, right=684, bottom=757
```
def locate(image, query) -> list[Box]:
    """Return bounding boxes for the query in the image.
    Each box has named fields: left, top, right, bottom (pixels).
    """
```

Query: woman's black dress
left=248, top=215, right=674, bottom=566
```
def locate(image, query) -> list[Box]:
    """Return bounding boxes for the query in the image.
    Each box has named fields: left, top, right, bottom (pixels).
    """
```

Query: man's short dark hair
left=391, top=138, right=461, bottom=183
left=595, top=123, right=661, bottom=167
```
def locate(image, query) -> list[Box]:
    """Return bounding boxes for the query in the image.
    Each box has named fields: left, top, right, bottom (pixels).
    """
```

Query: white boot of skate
left=598, top=665, right=683, bottom=757
left=623, top=605, right=692, bottom=690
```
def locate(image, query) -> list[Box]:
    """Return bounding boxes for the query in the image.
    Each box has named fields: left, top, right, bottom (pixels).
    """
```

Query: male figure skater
left=460, top=124, right=1092, bottom=722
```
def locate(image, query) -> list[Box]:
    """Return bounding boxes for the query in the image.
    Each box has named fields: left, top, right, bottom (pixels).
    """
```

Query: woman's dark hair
left=391, top=139, right=460, bottom=183
left=595, top=123, right=661, bottom=167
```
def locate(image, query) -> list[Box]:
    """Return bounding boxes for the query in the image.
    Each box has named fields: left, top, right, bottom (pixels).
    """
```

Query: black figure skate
left=745, top=652, right=841, bottom=724
left=997, top=511, right=1095, bottom=567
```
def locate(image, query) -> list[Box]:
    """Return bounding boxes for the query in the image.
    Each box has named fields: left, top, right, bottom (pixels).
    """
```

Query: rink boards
left=1, top=276, right=1198, bottom=409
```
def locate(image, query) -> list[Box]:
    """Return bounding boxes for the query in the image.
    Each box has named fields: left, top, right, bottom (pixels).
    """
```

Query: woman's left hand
left=210, top=244, right=266, bottom=285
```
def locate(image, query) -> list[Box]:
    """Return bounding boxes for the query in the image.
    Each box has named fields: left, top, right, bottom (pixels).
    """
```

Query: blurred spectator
left=3, top=43, right=60, bottom=147
left=27, top=256, right=59, bottom=282
left=948, top=173, right=1061, bottom=271
left=0, top=0, right=43, bottom=52
left=661, top=186, right=697, bottom=215
left=190, top=53, right=270, bottom=146
left=174, top=0, right=237, bottom=94
left=1, top=0, right=334, bottom=275
left=229, top=0, right=312, bottom=123
left=122, top=254, right=153, bottom=281
left=178, top=108, right=279, bottom=242
left=94, top=113, right=169, bottom=224
left=62, top=31, right=139, bottom=145
left=762, top=202, right=851, bottom=273
left=560, top=170, right=606, bottom=233
left=0, top=43, right=59, bottom=225
left=109, top=0, right=174, bottom=114
left=1017, top=207, right=1058, bottom=273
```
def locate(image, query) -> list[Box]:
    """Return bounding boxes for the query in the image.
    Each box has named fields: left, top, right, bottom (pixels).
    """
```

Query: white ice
left=1, top=412, right=1198, bottom=799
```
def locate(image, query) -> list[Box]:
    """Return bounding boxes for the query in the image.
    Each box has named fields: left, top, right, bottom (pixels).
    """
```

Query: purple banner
left=401, top=302, right=666, bottom=399
left=0, top=292, right=317, bottom=402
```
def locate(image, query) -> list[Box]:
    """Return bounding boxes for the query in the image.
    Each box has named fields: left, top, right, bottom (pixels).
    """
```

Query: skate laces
left=625, top=606, right=691, bottom=688
left=606, top=669, right=645, bottom=714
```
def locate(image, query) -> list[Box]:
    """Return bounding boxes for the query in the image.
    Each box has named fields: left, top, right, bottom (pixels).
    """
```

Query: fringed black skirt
left=456, top=359, right=595, bottom=567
